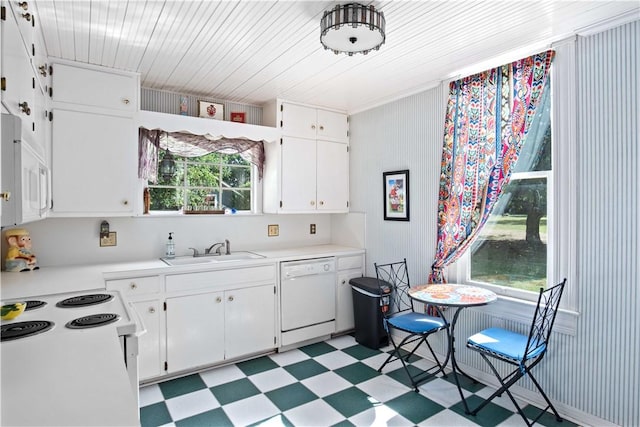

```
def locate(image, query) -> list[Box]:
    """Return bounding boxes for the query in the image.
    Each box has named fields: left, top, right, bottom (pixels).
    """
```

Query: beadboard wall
left=348, top=20, right=639, bottom=426
left=140, top=87, right=264, bottom=125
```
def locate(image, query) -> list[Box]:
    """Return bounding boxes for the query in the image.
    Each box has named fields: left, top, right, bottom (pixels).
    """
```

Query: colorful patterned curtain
left=429, top=50, right=555, bottom=283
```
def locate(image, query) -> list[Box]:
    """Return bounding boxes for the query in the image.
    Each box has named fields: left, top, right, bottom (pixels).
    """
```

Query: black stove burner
left=24, top=300, right=47, bottom=311
left=56, top=293, right=113, bottom=308
left=1, top=320, right=54, bottom=341
left=65, top=313, right=120, bottom=329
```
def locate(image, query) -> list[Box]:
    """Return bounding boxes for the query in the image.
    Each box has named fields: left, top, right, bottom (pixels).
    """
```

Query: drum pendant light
left=320, top=3, right=386, bottom=56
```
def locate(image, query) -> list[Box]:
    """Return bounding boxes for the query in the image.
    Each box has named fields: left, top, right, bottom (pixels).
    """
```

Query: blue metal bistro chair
left=466, top=278, right=567, bottom=426
left=374, top=259, right=449, bottom=392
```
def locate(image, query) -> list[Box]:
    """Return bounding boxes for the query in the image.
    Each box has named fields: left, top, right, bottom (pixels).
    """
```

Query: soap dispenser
left=166, top=232, right=175, bottom=259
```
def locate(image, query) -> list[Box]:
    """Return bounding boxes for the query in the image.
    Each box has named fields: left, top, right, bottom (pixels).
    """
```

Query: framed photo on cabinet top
left=230, top=112, right=246, bottom=123
left=198, top=101, right=224, bottom=120
left=383, top=169, right=409, bottom=221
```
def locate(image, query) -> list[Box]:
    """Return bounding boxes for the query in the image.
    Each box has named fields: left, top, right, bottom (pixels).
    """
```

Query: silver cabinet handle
left=311, top=124, right=316, bottom=130
left=319, top=125, right=324, bottom=131
left=19, top=102, right=31, bottom=115
left=148, top=307, right=155, bottom=314
left=130, top=282, right=137, bottom=290
left=228, top=296, right=234, bottom=302
left=310, top=200, right=315, bottom=206
left=216, top=296, right=222, bottom=303
left=122, top=98, right=130, bottom=105
left=319, top=200, right=324, bottom=206
left=122, top=200, right=129, bottom=205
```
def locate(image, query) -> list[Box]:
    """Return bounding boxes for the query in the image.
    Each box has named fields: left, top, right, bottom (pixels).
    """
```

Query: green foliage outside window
left=149, top=151, right=252, bottom=212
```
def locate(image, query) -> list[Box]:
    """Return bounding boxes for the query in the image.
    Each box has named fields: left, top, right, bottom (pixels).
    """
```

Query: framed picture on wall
left=383, top=170, right=410, bottom=221
left=197, top=101, right=224, bottom=120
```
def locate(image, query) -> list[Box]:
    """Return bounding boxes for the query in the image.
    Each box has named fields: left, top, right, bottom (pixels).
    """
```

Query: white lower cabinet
left=166, top=283, right=276, bottom=374
left=131, top=299, right=163, bottom=380
left=166, top=292, right=225, bottom=374
left=224, top=285, right=276, bottom=359
left=335, top=254, right=365, bottom=333
left=108, top=265, right=277, bottom=381
left=105, top=276, right=163, bottom=382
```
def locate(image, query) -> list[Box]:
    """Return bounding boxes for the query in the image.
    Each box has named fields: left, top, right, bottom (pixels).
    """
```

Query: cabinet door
left=132, top=299, right=163, bottom=381
left=51, top=109, right=136, bottom=215
left=281, top=103, right=317, bottom=139
left=225, top=285, right=276, bottom=359
left=317, top=109, right=348, bottom=142
left=281, top=136, right=317, bottom=211
left=166, top=292, right=224, bottom=373
left=316, top=140, right=349, bottom=212
left=1, top=10, right=35, bottom=142
left=52, top=63, right=137, bottom=113
left=336, top=270, right=362, bottom=332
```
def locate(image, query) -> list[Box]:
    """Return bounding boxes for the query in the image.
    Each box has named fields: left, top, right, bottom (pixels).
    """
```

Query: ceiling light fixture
left=320, top=3, right=386, bottom=56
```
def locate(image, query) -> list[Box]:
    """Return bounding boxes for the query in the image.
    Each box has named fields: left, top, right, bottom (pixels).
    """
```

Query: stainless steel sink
left=161, top=251, right=265, bottom=266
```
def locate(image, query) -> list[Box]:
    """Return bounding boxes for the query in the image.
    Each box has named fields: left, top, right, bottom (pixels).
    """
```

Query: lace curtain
left=138, top=127, right=266, bottom=183
left=428, top=50, right=555, bottom=284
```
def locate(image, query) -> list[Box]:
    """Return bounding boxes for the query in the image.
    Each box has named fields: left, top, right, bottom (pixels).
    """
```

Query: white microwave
left=1, top=114, right=50, bottom=226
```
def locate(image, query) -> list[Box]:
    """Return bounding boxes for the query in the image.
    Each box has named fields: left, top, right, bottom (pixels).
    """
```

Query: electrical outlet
left=268, top=224, right=279, bottom=237
left=310, top=224, right=316, bottom=234
left=100, top=232, right=117, bottom=247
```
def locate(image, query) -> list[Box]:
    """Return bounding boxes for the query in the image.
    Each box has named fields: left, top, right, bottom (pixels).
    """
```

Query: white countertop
left=1, top=244, right=364, bottom=300
left=1, top=327, right=139, bottom=426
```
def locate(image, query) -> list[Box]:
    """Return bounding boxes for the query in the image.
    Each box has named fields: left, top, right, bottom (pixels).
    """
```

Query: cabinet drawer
left=106, top=276, right=161, bottom=296
left=166, top=265, right=276, bottom=293
left=338, top=255, right=363, bottom=271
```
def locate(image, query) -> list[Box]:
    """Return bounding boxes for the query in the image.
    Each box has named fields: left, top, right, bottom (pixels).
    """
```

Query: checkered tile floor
left=139, top=335, right=575, bottom=426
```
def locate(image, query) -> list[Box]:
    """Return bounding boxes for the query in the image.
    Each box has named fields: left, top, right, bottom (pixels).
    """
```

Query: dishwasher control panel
left=281, top=257, right=336, bottom=279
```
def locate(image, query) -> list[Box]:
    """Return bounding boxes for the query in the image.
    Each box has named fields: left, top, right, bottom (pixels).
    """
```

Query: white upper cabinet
left=1, top=5, right=40, bottom=155
left=263, top=99, right=350, bottom=213
left=52, top=62, right=137, bottom=115
left=50, top=61, right=139, bottom=216
left=267, top=101, right=348, bottom=143
left=51, top=109, right=136, bottom=215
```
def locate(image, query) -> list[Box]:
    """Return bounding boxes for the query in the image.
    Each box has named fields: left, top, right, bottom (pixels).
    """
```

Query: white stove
left=1, top=289, right=139, bottom=340
left=1, top=289, right=143, bottom=425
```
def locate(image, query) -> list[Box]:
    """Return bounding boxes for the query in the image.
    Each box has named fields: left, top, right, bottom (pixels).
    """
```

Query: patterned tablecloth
left=409, top=284, right=497, bottom=307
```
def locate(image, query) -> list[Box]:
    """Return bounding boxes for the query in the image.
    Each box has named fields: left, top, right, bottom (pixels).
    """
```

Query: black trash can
left=349, top=277, right=392, bottom=349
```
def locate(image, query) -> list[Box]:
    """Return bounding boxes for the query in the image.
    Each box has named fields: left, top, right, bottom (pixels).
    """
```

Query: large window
left=148, top=150, right=253, bottom=212
left=468, top=78, right=552, bottom=299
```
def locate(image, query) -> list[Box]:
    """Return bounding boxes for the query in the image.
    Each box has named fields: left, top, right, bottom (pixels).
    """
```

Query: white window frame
left=449, top=38, right=579, bottom=335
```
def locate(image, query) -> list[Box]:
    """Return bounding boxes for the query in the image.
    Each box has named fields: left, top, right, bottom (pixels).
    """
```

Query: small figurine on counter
left=4, top=228, right=39, bottom=272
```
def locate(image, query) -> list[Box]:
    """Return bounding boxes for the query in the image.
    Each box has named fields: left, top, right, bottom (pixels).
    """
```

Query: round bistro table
left=408, top=283, right=497, bottom=413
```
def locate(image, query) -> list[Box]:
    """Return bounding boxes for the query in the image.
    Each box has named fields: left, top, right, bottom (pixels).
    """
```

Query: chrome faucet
left=188, top=247, right=200, bottom=257
left=205, top=242, right=225, bottom=255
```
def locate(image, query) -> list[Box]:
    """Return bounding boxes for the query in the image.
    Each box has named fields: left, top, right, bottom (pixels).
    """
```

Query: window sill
left=471, top=295, right=579, bottom=336
left=138, top=211, right=262, bottom=217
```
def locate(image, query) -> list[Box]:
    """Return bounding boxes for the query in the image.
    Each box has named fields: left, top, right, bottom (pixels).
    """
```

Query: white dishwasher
left=280, top=257, right=336, bottom=347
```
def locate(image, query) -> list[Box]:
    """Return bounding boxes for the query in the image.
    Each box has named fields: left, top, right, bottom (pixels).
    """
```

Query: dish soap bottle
left=166, top=232, right=175, bottom=259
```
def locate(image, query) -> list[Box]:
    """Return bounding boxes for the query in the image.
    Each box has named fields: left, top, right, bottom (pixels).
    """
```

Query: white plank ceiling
left=32, top=0, right=639, bottom=113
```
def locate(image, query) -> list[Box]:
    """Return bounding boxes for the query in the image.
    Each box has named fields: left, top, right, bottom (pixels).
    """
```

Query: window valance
left=139, top=128, right=265, bottom=183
